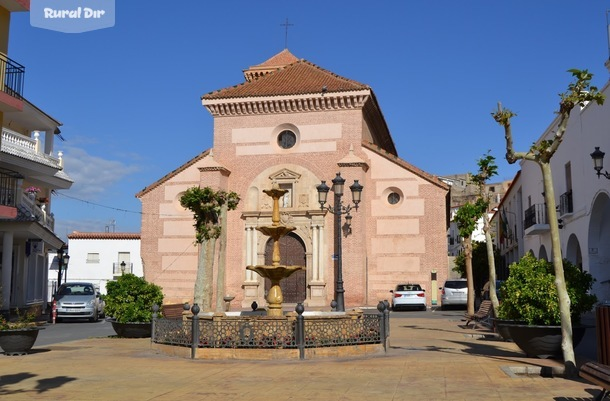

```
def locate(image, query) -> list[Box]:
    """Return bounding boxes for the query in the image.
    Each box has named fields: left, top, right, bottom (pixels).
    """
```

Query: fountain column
left=246, top=183, right=305, bottom=316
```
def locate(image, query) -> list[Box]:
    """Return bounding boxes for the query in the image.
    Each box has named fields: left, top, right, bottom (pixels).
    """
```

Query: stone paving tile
left=0, top=316, right=603, bottom=400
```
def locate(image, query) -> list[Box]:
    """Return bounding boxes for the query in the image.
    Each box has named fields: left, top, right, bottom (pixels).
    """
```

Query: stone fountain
left=247, top=183, right=305, bottom=317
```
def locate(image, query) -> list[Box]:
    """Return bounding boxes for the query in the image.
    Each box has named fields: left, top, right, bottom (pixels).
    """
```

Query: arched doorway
left=539, top=245, right=548, bottom=261
left=565, top=234, right=583, bottom=270
left=264, top=232, right=307, bottom=303
left=588, top=192, right=610, bottom=303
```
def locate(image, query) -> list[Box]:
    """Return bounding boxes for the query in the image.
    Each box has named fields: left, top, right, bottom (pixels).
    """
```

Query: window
left=277, top=130, right=296, bottom=149
left=387, top=192, right=400, bottom=205
left=279, top=183, right=292, bottom=208
left=86, top=253, right=100, bottom=263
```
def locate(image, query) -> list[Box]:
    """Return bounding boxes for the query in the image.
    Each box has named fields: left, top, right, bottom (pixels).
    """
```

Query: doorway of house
left=264, top=232, right=306, bottom=303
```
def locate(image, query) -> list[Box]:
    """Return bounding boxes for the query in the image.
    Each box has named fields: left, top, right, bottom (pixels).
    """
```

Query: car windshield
left=444, top=281, right=467, bottom=289
left=396, top=284, right=422, bottom=291
left=59, top=284, right=94, bottom=296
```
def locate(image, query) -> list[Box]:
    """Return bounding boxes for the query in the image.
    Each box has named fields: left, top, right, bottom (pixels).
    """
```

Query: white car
left=440, top=279, right=468, bottom=309
left=390, top=284, right=427, bottom=311
left=55, top=282, right=103, bottom=322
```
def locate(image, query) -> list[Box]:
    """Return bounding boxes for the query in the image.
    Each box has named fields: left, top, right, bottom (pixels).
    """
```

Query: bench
left=580, top=362, right=610, bottom=400
left=161, top=303, right=187, bottom=320
left=464, top=300, right=493, bottom=329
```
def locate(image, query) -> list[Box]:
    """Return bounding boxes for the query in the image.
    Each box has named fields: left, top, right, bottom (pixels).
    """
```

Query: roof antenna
left=280, top=18, right=294, bottom=49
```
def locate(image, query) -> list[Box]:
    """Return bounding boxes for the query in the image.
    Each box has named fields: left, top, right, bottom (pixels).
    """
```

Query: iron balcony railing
left=0, top=53, right=25, bottom=99
left=524, top=204, right=547, bottom=230
left=559, top=191, right=573, bottom=216
left=113, top=262, right=133, bottom=275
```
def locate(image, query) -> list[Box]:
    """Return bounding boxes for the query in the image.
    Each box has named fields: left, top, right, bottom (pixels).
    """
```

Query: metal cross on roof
left=280, top=18, right=294, bottom=49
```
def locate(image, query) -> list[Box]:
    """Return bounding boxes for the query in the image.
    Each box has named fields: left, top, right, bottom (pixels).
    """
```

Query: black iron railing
left=0, top=54, right=25, bottom=99
left=559, top=191, right=573, bottom=215
left=152, top=303, right=390, bottom=360
left=524, top=204, right=547, bottom=230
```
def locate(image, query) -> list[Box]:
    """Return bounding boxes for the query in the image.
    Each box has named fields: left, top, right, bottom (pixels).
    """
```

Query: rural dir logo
left=31, top=0, right=115, bottom=33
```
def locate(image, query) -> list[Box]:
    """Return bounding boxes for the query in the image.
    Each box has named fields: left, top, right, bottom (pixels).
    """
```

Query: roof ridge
left=204, top=57, right=368, bottom=100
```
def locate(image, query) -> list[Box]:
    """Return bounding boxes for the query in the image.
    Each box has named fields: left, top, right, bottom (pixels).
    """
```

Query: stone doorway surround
left=241, top=210, right=327, bottom=309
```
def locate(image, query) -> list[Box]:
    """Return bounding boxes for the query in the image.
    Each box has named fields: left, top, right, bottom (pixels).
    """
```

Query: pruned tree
left=453, top=199, right=487, bottom=316
left=492, top=69, right=604, bottom=377
left=470, top=153, right=500, bottom=313
left=180, top=187, right=240, bottom=311
left=453, top=240, right=500, bottom=294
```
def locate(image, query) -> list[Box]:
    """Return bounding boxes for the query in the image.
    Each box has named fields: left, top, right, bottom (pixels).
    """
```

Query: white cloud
left=60, top=146, right=140, bottom=200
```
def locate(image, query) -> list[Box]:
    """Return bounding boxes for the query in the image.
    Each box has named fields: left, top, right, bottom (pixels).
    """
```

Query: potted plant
left=105, top=274, right=163, bottom=338
left=496, top=253, right=597, bottom=358
left=24, top=186, right=40, bottom=201
left=0, top=309, right=45, bottom=355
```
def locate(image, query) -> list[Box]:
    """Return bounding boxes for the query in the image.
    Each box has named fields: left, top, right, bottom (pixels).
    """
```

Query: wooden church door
left=264, top=232, right=306, bottom=303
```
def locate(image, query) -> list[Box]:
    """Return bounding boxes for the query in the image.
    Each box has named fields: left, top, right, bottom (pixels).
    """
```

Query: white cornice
left=202, top=90, right=370, bottom=117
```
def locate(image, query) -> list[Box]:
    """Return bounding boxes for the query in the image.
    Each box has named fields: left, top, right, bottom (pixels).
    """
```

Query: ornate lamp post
left=316, top=172, right=363, bottom=312
left=56, top=247, right=70, bottom=290
left=120, top=261, right=126, bottom=275
left=591, top=147, right=610, bottom=179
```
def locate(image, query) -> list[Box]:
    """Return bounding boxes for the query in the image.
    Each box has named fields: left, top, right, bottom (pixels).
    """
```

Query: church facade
left=137, top=50, right=449, bottom=309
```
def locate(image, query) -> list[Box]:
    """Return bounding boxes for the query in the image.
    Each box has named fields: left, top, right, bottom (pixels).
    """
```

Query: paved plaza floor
left=0, top=309, right=605, bottom=400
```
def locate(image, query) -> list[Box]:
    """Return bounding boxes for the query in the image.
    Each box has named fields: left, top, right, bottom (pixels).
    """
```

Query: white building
left=492, top=60, right=610, bottom=304
left=49, top=232, right=142, bottom=297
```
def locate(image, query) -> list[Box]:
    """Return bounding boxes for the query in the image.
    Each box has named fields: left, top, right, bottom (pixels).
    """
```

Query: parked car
left=390, top=283, right=427, bottom=311
left=54, top=282, right=103, bottom=322
left=440, top=279, right=468, bottom=309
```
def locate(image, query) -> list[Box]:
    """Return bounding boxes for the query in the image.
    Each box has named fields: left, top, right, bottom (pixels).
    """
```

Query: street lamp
left=56, top=247, right=70, bottom=290
left=120, top=261, right=126, bottom=275
left=591, top=147, right=610, bottom=179
left=316, top=172, right=363, bottom=312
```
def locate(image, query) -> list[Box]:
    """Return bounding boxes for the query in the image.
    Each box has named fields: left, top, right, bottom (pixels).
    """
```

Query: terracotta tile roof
left=67, top=232, right=140, bottom=240
left=362, top=141, right=450, bottom=191
left=136, top=149, right=210, bottom=198
left=203, top=58, right=369, bottom=100
left=251, top=49, right=299, bottom=69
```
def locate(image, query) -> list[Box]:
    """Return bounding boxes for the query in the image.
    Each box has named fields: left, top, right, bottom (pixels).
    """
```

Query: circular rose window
left=387, top=192, right=400, bottom=205
left=277, top=130, right=297, bottom=149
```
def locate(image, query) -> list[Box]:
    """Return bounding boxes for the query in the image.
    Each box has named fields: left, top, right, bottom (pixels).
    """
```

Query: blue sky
left=8, top=1, right=610, bottom=238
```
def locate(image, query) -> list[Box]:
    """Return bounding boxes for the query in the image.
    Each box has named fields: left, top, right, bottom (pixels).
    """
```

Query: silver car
left=55, top=282, right=102, bottom=322
left=440, top=279, right=468, bottom=309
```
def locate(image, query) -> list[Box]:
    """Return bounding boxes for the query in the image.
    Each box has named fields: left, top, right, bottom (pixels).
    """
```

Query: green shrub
left=105, top=274, right=164, bottom=323
left=497, top=253, right=597, bottom=325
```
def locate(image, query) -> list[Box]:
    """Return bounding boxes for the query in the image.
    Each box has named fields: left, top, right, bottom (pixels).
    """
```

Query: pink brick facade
left=137, top=51, right=449, bottom=309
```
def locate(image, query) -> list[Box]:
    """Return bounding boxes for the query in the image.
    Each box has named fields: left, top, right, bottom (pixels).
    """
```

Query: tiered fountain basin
left=151, top=307, right=388, bottom=360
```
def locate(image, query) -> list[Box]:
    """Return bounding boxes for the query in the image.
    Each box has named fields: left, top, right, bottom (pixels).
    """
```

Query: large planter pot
left=109, top=319, right=151, bottom=338
left=0, top=328, right=43, bottom=355
left=506, top=324, right=587, bottom=359
left=493, top=319, right=526, bottom=341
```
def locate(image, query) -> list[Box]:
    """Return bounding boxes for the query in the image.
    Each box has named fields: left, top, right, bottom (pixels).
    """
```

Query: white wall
left=513, top=68, right=610, bottom=302
left=48, top=236, right=142, bottom=296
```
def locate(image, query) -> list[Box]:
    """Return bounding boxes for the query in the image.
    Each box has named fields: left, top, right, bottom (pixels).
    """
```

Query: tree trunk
left=464, top=236, right=475, bottom=316
left=540, top=162, right=576, bottom=377
left=202, top=238, right=216, bottom=311
left=215, top=203, right=228, bottom=313
left=193, top=241, right=207, bottom=307
left=483, top=214, right=500, bottom=312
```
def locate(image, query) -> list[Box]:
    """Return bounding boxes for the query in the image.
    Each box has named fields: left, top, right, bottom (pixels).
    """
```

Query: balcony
left=524, top=204, right=549, bottom=235
left=113, top=262, right=133, bottom=278
left=559, top=191, right=573, bottom=216
left=0, top=53, right=25, bottom=100
left=2, top=127, right=63, bottom=171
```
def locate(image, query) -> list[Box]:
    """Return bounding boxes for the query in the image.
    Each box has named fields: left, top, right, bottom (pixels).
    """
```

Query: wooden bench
left=161, top=303, right=187, bottom=320
left=580, top=362, right=610, bottom=400
left=464, top=300, right=493, bottom=329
